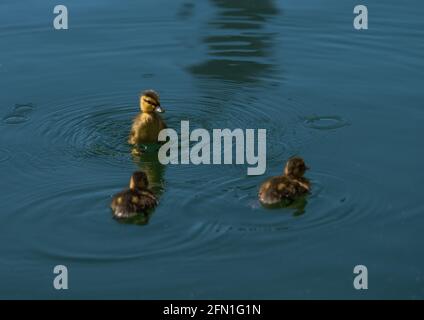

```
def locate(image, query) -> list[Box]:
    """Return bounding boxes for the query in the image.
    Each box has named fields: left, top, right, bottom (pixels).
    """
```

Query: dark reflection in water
left=131, top=146, right=166, bottom=195
left=263, top=196, right=309, bottom=217
left=127, top=145, right=166, bottom=225
left=178, top=2, right=195, bottom=20
left=188, top=0, right=279, bottom=83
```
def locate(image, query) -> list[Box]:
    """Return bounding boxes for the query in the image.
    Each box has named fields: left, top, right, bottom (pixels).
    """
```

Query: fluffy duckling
left=258, top=157, right=311, bottom=207
left=111, top=171, right=158, bottom=219
left=128, top=90, right=166, bottom=145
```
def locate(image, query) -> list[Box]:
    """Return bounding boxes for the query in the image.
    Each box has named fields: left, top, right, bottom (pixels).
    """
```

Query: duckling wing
left=111, top=190, right=126, bottom=210
left=111, top=189, right=156, bottom=219
left=128, top=115, right=144, bottom=144
left=258, top=177, right=284, bottom=204
left=111, top=190, right=136, bottom=218
left=294, top=177, right=311, bottom=193
left=259, top=176, right=299, bottom=205
left=136, top=189, right=158, bottom=210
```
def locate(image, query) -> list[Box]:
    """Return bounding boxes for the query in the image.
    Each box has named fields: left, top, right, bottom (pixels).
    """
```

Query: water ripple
left=2, top=103, right=34, bottom=125
left=37, top=95, right=135, bottom=167
left=0, top=148, right=11, bottom=163
left=9, top=179, right=238, bottom=262
left=176, top=164, right=382, bottom=238
left=303, top=115, right=350, bottom=130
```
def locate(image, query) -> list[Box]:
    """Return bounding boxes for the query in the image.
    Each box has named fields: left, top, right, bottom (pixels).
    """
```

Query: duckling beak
left=154, top=105, right=164, bottom=113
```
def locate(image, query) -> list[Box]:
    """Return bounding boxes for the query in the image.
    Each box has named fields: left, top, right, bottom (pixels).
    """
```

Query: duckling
left=258, top=157, right=311, bottom=207
left=111, top=171, right=158, bottom=219
left=128, top=90, right=166, bottom=145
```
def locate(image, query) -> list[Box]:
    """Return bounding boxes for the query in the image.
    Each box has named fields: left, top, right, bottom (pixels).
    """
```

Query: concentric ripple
left=3, top=114, right=29, bottom=125
left=8, top=177, right=242, bottom=262
left=4, top=88, right=360, bottom=262
left=37, top=94, right=136, bottom=167
left=303, top=115, right=350, bottom=130
left=174, top=158, right=384, bottom=240
left=6, top=155, right=383, bottom=262
left=2, top=103, right=34, bottom=125
left=0, top=148, right=11, bottom=163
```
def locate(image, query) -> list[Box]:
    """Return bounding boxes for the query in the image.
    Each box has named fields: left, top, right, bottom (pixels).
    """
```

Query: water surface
left=0, top=0, right=423, bottom=299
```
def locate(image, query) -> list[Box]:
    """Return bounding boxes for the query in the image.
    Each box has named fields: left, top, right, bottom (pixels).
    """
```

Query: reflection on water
left=262, top=195, right=309, bottom=217
left=188, top=0, right=278, bottom=83
left=131, top=146, right=166, bottom=193
left=178, top=2, right=195, bottom=20
left=129, top=145, right=166, bottom=224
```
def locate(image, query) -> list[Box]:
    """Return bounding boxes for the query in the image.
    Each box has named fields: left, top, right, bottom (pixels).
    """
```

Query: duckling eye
left=143, top=98, right=158, bottom=107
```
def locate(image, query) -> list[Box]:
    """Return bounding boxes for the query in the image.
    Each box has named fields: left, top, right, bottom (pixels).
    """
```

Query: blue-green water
left=1, top=0, right=423, bottom=299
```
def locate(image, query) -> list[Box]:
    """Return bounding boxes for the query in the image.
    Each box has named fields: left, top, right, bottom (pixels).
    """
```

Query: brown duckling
left=111, top=171, right=158, bottom=219
left=258, top=157, right=311, bottom=206
left=128, top=90, right=166, bottom=145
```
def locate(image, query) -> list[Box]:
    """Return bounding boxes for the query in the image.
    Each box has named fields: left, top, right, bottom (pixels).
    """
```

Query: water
left=0, top=0, right=423, bottom=299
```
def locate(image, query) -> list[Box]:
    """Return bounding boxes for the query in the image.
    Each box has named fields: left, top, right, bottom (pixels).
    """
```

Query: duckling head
left=140, top=90, right=164, bottom=113
left=284, top=157, right=309, bottom=178
left=129, top=171, right=149, bottom=190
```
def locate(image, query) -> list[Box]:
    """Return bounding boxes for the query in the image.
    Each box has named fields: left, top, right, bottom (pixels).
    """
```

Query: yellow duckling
left=111, top=171, right=158, bottom=219
left=128, top=90, right=166, bottom=145
left=258, top=157, right=311, bottom=207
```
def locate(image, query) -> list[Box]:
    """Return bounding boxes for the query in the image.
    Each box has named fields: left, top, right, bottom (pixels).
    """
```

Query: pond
left=0, top=0, right=423, bottom=299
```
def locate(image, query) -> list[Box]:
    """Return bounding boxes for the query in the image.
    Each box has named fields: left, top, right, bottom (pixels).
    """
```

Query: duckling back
left=129, top=113, right=166, bottom=144
left=258, top=176, right=309, bottom=206
left=111, top=188, right=158, bottom=219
